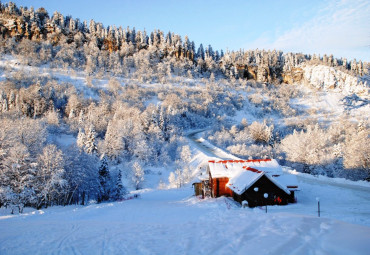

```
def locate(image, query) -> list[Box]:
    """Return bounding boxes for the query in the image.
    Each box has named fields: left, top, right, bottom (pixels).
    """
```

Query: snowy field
left=1, top=132, right=370, bottom=255
left=1, top=185, right=369, bottom=255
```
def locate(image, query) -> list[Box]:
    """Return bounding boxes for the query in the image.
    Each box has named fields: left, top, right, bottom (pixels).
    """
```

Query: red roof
left=244, top=166, right=262, bottom=173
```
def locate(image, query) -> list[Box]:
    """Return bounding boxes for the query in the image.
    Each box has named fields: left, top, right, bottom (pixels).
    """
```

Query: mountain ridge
left=0, top=1, right=368, bottom=87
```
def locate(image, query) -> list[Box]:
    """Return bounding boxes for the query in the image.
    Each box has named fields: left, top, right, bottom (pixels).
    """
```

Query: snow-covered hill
left=302, top=64, right=369, bottom=95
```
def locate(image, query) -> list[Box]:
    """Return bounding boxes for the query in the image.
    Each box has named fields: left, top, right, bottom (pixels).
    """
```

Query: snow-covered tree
left=168, top=172, right=176, bottom=188
left=84, top=124, right=98, bottom=154
left=1, top=142, right=36, bottom=212
left=249, top=120, right=274, bottom=144
left=64, top=145, right=100, bottom=205
left=131, top=161, right=144, bottom=190
left=36, top=144, right=66, bottom=208
left=343, top=128, right=369, bottom=170
left=111, top=169, right=126, bottom=200
left=76, top=128, right=86, bottom=151
left=179, top=145, right=192, bottom=164
left=103, top=120, right=125, bottom=161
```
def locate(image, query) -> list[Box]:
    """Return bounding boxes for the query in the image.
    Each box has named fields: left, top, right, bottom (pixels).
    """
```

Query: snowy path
left=187, top=130, right=239, bottom=160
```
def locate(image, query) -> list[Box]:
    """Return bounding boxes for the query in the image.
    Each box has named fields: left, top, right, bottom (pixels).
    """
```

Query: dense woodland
left=0, top=1, right=368, bottom=81
left=0, top=2, right=369, bottom=213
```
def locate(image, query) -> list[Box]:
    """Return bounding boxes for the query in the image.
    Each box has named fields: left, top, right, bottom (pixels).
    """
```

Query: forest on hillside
left=0, top=1, right=369, bottom=213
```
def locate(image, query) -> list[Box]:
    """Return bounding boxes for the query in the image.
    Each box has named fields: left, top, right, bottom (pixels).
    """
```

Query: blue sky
left=10, top=0, right=370, bottom=61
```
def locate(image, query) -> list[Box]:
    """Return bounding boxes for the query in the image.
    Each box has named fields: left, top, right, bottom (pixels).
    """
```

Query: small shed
left=192, top=175, right=209, bottom=198
left=192, top=182, right=203, bottom=196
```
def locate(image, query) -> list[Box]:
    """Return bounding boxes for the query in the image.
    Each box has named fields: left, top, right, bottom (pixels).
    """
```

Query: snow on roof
left=264, top=175, right=291, bottom=195
left=208, top=159, right=283, bottom=178
left=245, top=159, right=283, bottom=176
left=192, top=174, right=209, bottom=183
left=226, top=167, right=291, bottom=196
left=275, top=174, right=299, bottom=191
left=226, top=168, right=264, bottom=195
left=208, top=162, right=230, bottom=178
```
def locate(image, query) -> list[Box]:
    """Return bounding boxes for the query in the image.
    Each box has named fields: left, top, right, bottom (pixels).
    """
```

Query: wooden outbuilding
left=192, top=182, right=203, bottom=197
left=192, top=175, right=210, bottom=198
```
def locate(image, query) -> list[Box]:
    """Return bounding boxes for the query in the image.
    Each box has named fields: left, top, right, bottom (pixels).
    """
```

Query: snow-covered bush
left=343, top=125, right=369, bottom=170
left=280, top=125, right=334, bottom=168
left=248, top=120, right=274, bottom=144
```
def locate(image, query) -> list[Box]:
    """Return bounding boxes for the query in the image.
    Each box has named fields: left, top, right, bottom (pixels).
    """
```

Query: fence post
left=316, top=197, right=320, bottom=217
left=264, top=193, right=268, bottom=213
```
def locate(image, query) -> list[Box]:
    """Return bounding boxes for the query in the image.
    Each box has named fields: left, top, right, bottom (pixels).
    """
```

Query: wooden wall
left=210, top=177, right=233, bottom=197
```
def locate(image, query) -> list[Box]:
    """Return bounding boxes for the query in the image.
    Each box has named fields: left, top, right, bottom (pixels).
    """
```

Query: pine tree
left=197, top=44, right=205, bottom=60
left=98, top=155, right=111, bottom=202
left=111, top=169, right=126, bottom=200
left=84, top=124, right=97, bottom=154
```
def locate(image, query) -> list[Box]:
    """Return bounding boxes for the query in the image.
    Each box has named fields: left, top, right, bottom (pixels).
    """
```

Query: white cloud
left=247, top=0, right=370, bottom=61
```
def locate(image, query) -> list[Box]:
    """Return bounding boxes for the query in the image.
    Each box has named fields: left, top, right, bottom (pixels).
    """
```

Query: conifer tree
left=98, top=155, right=111, bottom=202
left=111, top=169, right=126, bottom=200
left=84, top=124, right=98, bottom=154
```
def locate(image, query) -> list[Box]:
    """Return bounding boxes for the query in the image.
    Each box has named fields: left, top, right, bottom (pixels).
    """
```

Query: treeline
left=0, top=1, right=368, bottom=83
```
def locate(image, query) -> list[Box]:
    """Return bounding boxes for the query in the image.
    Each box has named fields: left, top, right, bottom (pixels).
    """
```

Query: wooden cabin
left=205, top=159, right=298, bottom=207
